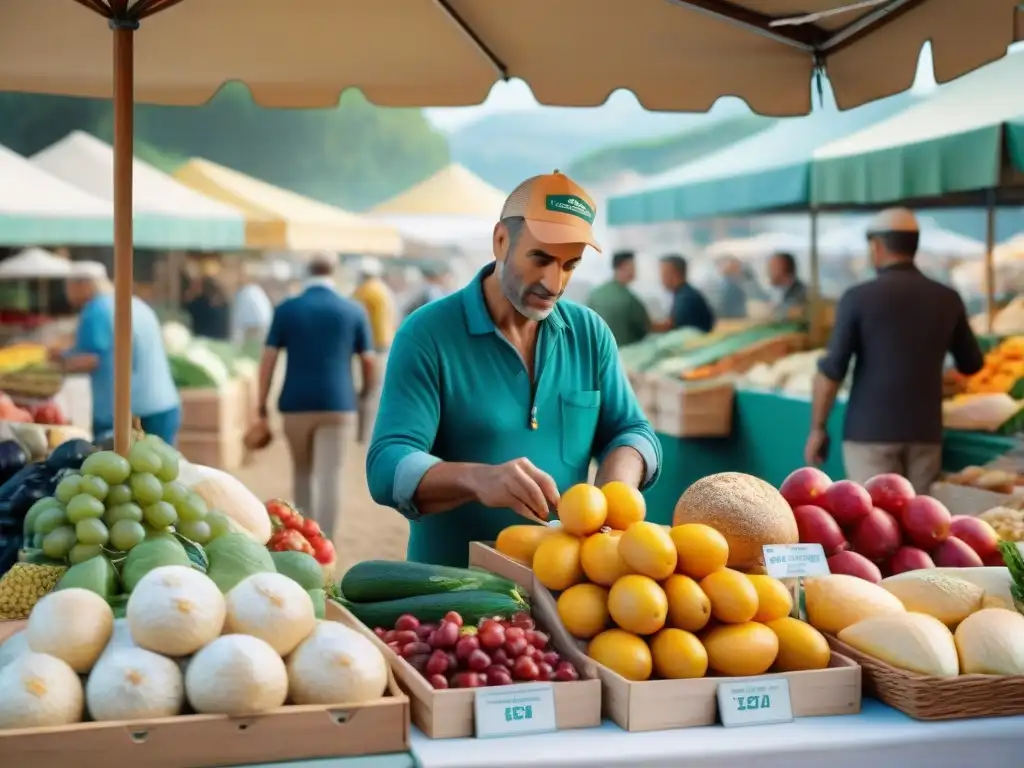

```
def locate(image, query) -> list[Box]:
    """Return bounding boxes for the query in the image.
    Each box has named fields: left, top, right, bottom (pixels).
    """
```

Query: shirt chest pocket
left=560, top=390, right=601, bottom=468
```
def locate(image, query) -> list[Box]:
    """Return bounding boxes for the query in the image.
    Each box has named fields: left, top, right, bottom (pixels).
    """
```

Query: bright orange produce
left=700, top=568, right=759, bottom=624
left=608, top=574, right=668, bottom=636
left=532, top=532, right=584, bottom=591
left=766, top=617, right=831, bottom=672
left=662, top=574, right=711, bottom=633
left=650, top=628, right=708, bottom=679
left=580, top=531, right=633, bottom=586
left=557, top=583, right=611, bottom=639
left=618, top=521, right=677, bottom=580
left=601, top=481, right=646, bottom=530
left=702, top=622, right=779, bottom=677
left=557, top=484, right=608, bottom=536
left=495, top=525, right=553, bottom=564
left=748, top=575, right=794, bottom=623
left=588, top=629, right=653, bottom=681
left=670, top=523, right=729, bottom=579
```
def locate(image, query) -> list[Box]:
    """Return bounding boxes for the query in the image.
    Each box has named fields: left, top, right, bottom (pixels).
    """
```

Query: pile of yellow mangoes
left=962, top=336, right=1024, bottom=395
left=495, top=483, right=831, bottom=682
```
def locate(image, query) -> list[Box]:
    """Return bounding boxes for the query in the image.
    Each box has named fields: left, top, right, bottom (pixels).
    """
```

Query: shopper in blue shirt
left=653, top=254, right=715, bottom=333
left=57, top=262, right=181, bottom=445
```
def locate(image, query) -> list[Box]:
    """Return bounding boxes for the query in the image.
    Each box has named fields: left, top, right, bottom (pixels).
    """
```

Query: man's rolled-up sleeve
left=591, top=319, right=662, bottom=489
left=817, top=291, right=859, bottom=383
left=365, top=328, right=442, bottom=519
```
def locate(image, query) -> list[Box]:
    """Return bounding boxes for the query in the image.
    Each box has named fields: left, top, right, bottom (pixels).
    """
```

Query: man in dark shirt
left=655, top=254, right=714, bottom=333
left=805, top=209, right=984, bottom=491
left=587, top=250, right=651, bottom=346
left=767, top=252, right=809, bottom=321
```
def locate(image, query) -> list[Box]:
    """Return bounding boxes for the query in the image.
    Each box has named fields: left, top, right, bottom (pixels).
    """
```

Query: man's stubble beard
left=496, top=259, right=554, bottom=322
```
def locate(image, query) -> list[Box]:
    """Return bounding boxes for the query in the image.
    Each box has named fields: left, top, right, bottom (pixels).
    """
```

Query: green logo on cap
left=546, top=194, right=595, bottom=224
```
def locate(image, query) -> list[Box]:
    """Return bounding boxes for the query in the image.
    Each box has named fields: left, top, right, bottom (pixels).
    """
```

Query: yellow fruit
left=495, top=525, right=554, bottom=565
left=532, top=532, right=584, bottom=591
left=766, top=617, right=831, bottom=672
left=580, top=531, right=633, bottom=586
left=618, top=521, right=677, bottom=580
left=587, top=629, right=653, bottom=681
left=608, top=574, right=667, bottom=635
left=662, top=574, right=711, bottom=632
left=804, top=574, right=905, bottom=634
left=700, top=568, right=759, bottom=624
left=601, top=481, right=646, bottom=530
left=557, top=484, right=607, bottom=536
left=748, top=575, right=794, bottom=623
left=557, top=583, right=611, bottom=639
left=670, top=523, right=729, bottom=579
left=650, top=628, right=708, bottom=679
left=703, top=622, right=779, bottom=677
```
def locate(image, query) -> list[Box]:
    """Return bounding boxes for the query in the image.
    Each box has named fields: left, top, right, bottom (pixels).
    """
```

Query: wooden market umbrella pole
left=112, top=20, right=136, bottom=457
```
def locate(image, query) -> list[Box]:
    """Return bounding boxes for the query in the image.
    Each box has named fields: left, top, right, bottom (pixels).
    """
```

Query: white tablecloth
left=410, top=700, right=1024, bottom=768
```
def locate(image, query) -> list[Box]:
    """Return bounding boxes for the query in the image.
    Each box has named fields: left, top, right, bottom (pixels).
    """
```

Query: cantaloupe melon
left=884, top=567, right=1013, bottom=610
left=838, top=612, right=959, bottom=677
left=804, top=574, right=905, bottom=634
left=881, top=572, right=984, bottom=628
left=673, top=472, right=797, bottom=570
left=954, top=608, right=1024, bottom=675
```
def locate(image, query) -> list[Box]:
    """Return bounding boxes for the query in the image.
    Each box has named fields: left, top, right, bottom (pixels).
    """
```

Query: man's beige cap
left=866, top=207, right=919, bottom=235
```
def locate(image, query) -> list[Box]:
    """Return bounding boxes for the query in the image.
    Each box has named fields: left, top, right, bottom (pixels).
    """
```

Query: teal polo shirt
left=366, top=264, right=662, bottom=567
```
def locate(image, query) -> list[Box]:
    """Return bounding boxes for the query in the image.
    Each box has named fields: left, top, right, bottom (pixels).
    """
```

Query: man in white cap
left=367, top=171, right=660, bottom=566
left=805, top=208, right=984, bottom=491
left=54, top=261, right=181, bottom=444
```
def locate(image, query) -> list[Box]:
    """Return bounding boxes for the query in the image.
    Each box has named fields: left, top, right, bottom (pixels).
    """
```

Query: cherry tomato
left=416, top=623, right=437, bottom=640
left=392, top=630, right=418, bottom=647
left=513, top=656, right=540, bottom=681
left=491, top=648, right=511, bottom=668
left=311, top=536, right=335, bottom=565
left=443, top=611, right=464, bottom=627
left=542, top=651, right=561, bottom=667
left=486, top=666, right=513, bottom=686
left=425, top=649, right=450, bottom=677
left=429, top=621, right=460, bottom=649
left=451, top=672, right=483, bottom=689
left=300, top=518, right=322, bottom=540
left=401, top=641, right=431, bottom=658
left=504, top=637, right=528, bottom=658
left=407, top=653, right=430, bottom=673
left=394, top=615, right=420, bottom=632
left=526, top=630, right=549, bottom=649
left=467, top=649, right=492, bottom=672
left=512, top=612, right=535, bottom=630
left=446, top=651, right=459, bottom=670
left=504, top=626, right=526, bottom=643
left=383, top=630, right=397, bottom=644
left=478, top=623, right=506, bottom=650
left=537, top=662, right=554, bottom=681
left=428, top=674, right=449, bottom=690
left=455, top=635, right=480, bottom=661
left=554, top=662, right=579, bottom=682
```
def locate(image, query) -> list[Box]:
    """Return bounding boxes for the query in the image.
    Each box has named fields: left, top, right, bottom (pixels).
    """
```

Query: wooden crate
left=651, top=377, right=735, bottom=437
left=177, top=428, right=243, bottom=471
left=179, top=379, right=244, bottom=434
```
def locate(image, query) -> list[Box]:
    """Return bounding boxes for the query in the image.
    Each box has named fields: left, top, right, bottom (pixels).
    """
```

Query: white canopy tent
left=0, top=248, right=73, bottom=279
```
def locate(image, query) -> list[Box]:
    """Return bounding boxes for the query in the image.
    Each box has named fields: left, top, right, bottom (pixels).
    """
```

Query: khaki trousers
left=842, top=441, right=943, bottom=494
left=282, top=412, right=356, bottom=539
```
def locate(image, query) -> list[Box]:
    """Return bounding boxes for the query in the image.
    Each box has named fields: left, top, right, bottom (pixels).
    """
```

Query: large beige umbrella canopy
left=0, top=0, right=1020, bottom=455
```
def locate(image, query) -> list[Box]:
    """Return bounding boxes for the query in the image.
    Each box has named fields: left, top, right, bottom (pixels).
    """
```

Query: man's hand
left=468, top=458, right=560, bottom=523
left=804, top=427, right=829, bottom=466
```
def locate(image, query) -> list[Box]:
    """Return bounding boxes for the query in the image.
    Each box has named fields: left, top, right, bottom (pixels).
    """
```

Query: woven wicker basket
left=827, top=635, right=1024, bottom=720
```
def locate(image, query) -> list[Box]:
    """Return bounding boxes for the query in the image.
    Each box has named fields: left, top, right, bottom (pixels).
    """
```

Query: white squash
left=0, top=652, right=84, bottom=729
left=127, top=566, right=226, bottom=657
left=883, top=567, right=1014, bottom=610
left=86, top=647, right=184, bottom=721
left=839, top=612, right=959, bottom=677
left=954, top=608, right=1024, bottom=675
left=287, top=621, right=388, bottom=705
left=99, top=618, right=138, bottom=660
left=0, top=630, right=29, bottom=670
left=27, top=588, right=113, bottom=673
left=224, top=572, right=316, bottom=656
left=185, top=634, right=288, bottom=716
left=881, top=572, right=984, bottom=628
left=180, top=462, right=272, bottom=544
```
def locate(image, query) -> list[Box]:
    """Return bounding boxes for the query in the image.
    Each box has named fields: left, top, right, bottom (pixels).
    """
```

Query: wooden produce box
left=344, top=568, right=601, bottom=739
left=928, top=481, right=1024, bottom=517
left=470, top=543, right=862, bottom=732
left=651, top=376, right=735, bottom=438
left=179, top=379, right=244, bottom=434
left=0, top=607, right=409, bottom=767
left=176, top=428, right=244, bottom=471
left=627, top=371, right=659, bottom=422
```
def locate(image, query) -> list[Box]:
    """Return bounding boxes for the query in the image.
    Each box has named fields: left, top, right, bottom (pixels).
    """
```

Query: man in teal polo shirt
left=366, top=171, right=661, bottom=566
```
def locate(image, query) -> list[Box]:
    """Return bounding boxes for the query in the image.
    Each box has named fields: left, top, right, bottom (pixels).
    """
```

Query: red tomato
left=300, top=518, right=322, bottom=540
left=312, top=537, right=335, bottom=565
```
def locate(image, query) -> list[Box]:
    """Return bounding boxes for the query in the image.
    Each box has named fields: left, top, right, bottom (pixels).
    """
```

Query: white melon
left=185, top=634, right=288, bottom=716
left=86, top=647, right=184, bottom=721
left=287, top=621, right=388, bottom=705
left=0, top=652, right=84, bottom=729
left=954, top=608, right=1024, bottom=675
left=224, top=572, right=316, bottom=656
left=27, top=588, right=113, bottom=673
left=0, top=630, right=29, bottom=670
left=839, top=612, right=959, bottom=677
left=127, top=566, right=225, bottom=657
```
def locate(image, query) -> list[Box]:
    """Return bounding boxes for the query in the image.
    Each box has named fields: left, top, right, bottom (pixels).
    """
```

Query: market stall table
left=643, top=388, right=1017, bottom=522
left=409, top=700, right=1024, bottom=768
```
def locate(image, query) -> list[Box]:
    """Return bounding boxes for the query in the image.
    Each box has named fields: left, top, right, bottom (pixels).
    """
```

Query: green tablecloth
left=643, top=388, right=1016, bottom=525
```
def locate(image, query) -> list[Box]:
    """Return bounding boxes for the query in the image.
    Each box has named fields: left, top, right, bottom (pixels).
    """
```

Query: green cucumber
left=338, top=590, right=528, bottom=628
left=340, top=560, right=520, bottom=602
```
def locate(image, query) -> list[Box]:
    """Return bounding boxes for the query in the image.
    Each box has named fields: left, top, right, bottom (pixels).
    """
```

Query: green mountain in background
left=0, top=85, right=449, bottom=211
left=566, top=114, right=776, bottom=182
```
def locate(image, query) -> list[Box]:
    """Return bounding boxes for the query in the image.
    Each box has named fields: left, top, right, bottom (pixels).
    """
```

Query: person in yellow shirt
left=352, top=257, right=395, bottom=439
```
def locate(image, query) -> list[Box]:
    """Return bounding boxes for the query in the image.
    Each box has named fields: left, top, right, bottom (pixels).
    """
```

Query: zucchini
left=340, top=559, right=520, bottom=602
left=338, top=590, right=528, bottom=628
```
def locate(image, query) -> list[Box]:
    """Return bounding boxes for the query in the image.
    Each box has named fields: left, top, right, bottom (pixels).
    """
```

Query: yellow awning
left=371, top=164, right=506, bottom=218
left=174, top=159, right=403, bottom=255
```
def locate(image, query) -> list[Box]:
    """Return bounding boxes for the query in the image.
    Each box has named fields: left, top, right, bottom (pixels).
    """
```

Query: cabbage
left=162, top=322, right=192, bottom=356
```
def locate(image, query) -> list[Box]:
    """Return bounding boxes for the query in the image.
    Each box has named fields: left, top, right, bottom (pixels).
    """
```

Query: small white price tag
left=762, top=543, right=831, bottom=579
left=717, top=677, right=794, bottom=727
left=473, top=683, right=557, bottom=738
